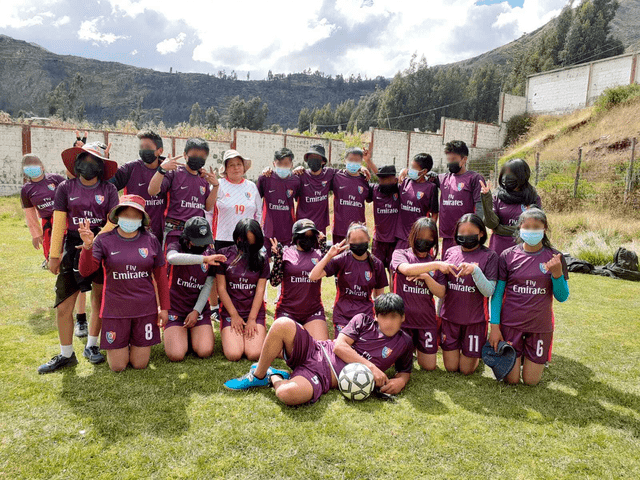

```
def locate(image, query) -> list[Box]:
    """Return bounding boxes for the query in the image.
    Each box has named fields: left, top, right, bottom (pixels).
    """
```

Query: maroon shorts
left=219, top=309, right=266, bottom=329
left=275, top=306, right=326, bottom=326
left=164, top=310, right=212, bottom=330
left=499, top=325, right=553, bottom=364
left=284, top=323, right=335, bottom=404
left=402, top=326, right=439, bottom=354
left=440, top=320, right=487, bottom=358
left=440, top=237, right=455, bottom=260
left=372, top=239, right=397, bottom=269
left=100, top=313, right=160, bottom=350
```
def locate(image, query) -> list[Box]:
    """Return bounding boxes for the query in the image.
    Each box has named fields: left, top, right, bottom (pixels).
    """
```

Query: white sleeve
left=253, top=184, right=263, bottom=224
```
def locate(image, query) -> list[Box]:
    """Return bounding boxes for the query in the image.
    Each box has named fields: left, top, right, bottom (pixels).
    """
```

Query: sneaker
left=268, top=366, right=290, bottom=382
left=74, top=319, right=88, bottom=338
left=83, top=345, right=105, bottom=364
left=211, top=309, right=220, bottom=323
left=37, top=353, right=78, bottom=374
left=224, top=367, right=270, bottom=390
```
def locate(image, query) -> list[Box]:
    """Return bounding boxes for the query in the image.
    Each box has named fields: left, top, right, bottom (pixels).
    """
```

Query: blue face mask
left=520, top=229, right=544, bottom=246
left=118, top=217, right=142, bottom=233
left=345, top=162, right=361, bottom=175
left=407, top=168, right=420, bottom=181
left=24, top=165, right=42, bottom=178
left=275, top=166, right=291, bottom=179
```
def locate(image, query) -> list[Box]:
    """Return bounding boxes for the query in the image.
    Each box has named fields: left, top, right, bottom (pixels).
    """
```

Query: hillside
left=0, top=35, right=387, bottom=128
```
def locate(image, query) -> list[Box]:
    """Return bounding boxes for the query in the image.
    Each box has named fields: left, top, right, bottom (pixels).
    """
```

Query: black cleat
left=38, top=353, right=78, bottom=374
left=211, top=309, right=220, bottom=323
left=83, top=346, right=105, bottom=364
left=74, top=319, right=88, bottom=338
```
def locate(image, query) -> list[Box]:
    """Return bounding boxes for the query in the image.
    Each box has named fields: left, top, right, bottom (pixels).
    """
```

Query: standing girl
left=269, top=219, right=330, bottom=341
left=489, top=208, right=569, bottom=386
left=435, top=214, right=499, bottom=375
left=390, top=218, right=451, bottom=371
left=78, top=195, right=170, bottom=371
left=309, top=223, right=388, bottom=337
left=217, top=219, right=270, bottom=361
left=480, top=158, right=542, bottom=255
left=165, top=217, right=227, bottom=361
left=38, top=143, right=119, bottom=373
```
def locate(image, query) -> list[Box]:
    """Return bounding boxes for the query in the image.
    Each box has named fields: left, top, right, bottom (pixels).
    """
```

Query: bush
left=594, top=84, right=640, bottom=112
left=537, top=173, right=595, bottom=212
left=568, top=231, right=616, bottom=266
left=503, top=113, right=534, bottom=147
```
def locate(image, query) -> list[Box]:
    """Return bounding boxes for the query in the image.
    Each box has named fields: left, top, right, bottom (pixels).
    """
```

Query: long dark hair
left=231, top=218, right=266, bottom=272
left=346, top=222, right=376, bottom=273
left=408, top=217, right=439, bottom=258
left=497, top=158, right=538, bottom=205
left=454, top=213, right=488, bottom=246
left=515, top=208, right=553, bottom=249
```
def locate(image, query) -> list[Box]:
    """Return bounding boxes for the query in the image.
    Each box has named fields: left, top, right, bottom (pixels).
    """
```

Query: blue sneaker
left=268, top=367, right=290, bottom=383
left=224, top=367, right=270, bottom=390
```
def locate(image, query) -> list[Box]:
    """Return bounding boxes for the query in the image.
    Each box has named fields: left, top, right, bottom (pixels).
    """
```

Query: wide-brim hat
left=221, top=149, right=252, bottom=174
left=61, top=142, right=118, bottom=181
left=481, top=341, right=517, bottom=381
left=303, top=144, right=328, bottom=164
left=108, top=194, right=150, bottom=227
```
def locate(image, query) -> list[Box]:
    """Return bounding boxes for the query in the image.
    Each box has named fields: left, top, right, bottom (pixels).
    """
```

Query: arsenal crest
left=381, top=346, right=392, bottom=358
left=106, top=331, right=116, bottom=344
left=200, top=186, right=206, bottom=195
left=358, top=186, right=364, bottom=194
left=201, top=263, right=208, bottom=272
left=393, top=193, right=398, bottom=201
left=95, top=195, right=104, bottom=205
left=311, top=258, right=318, bottom=265
left=457, top=182, right=465, bottom=192
left=47, top=183, right=55, bottom=191
left=364, top=271, right=372, bottom=281
left=139, top=248, right=149, bottom=258
left=286, top=189, right=293, bottom=198
left=539, top=263, right=548, bottom=274
left=416, top=191, right=424, bottom=200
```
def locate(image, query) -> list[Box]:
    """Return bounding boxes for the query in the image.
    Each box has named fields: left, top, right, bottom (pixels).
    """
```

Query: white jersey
left=208, top=177, right=263, bottom=242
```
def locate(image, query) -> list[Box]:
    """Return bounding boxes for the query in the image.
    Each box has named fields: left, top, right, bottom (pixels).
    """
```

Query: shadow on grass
left=411, top=355, right=640, bottom=437
left=27, top=308, right=56, bottom=336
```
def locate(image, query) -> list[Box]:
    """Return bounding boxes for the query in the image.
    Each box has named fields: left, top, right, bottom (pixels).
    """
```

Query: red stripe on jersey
left=99, top=261, right=107, bottom=318
left=392, top=272, right=398, bottom=294
left=211, top=204, right=219, bottom=239
left=261, top=201, right=267, bottom=229
left=483, top=296, right=490, bottom=322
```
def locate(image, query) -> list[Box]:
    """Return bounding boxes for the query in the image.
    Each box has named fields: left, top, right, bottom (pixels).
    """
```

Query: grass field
left=1, top=196, right=640, bottom=479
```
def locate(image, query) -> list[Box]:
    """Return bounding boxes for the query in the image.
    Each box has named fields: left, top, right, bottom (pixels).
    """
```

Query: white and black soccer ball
left=338, top=363, right=375, bottom=401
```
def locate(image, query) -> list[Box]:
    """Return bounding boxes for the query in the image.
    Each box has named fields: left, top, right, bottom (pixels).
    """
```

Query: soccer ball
left=338, top=363, right=375, bottom=401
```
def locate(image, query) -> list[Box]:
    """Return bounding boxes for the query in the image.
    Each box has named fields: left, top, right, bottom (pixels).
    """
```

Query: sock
left=76, top=313, right=87, bottom=323
left=86, top=335, right=98, bottom=348
left=60, top=344, right=74, bottom=358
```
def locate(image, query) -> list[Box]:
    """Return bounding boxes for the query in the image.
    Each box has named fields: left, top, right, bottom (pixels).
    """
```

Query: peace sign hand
left=328, top=239, right=348, bottom=258
left=161, top=154, right=186, bottom=172
left=479, top=179, right=491, bottom=195
left=269, top=238, right=279, bottom=254
left=202, top=166, right=220, bottom=186
left=104, top=142, right=112, bottom=158
left=78, top=219, right=95, bottom=249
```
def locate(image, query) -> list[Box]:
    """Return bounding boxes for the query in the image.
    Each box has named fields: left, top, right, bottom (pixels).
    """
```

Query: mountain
left=0, top=35, right=387, bottom=128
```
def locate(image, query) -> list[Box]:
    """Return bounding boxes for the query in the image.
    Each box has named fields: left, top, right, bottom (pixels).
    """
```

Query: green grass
left=1, top=196, right=640, bottom=479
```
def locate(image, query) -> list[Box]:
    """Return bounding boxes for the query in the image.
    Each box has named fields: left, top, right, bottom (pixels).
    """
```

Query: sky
left=0, top=0, right=570, bottom=80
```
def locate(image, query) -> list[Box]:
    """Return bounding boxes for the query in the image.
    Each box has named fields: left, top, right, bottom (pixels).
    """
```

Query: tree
left=189, top=102, right=203, bottom=126
left=298, top=107, right=313, bottom=133
left=205, top=106, right=219, bottom=129
left=313, top=103, right=336, bottom=133
left=334, top=99, right=355, bottom=131
left=46, top=73, right=85, bottom=120
left=226, top=96, right=268, bottom=130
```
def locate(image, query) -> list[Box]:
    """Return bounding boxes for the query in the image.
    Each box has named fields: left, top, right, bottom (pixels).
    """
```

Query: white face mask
left=118, top=217, right=142, bottom=233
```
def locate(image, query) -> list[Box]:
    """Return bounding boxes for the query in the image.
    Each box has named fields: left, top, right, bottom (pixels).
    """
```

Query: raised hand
left=269, top=238, right=279, bottom=254
left=328, top=239, right=348, bottom=258
left=544, top=253, right=563, bottom=278
left=202, top=166, right=220, bottom=186
left=104, top=142, right=112, bottom=158
left=360, top=166, right=371, bottom=181
left=262, top=166, right=273, bottom=177
left=398, top=168, right=408, bottom=182
left=78, top=219, right=95, bottom=248
left=160, top=154, right=186, bottom=172
left=479, top=179, right=490, bottom=195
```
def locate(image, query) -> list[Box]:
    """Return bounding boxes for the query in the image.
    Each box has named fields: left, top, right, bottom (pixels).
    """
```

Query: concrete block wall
left=408, top=132, right=444, bottom=169
left=526, top=52, right=640, bottom=115
left=443, top=118, right=475, bottom=146
left=370, top=129, right=409, bottom=170
left=0, top=125, right=24, bottom=196
left=233, top=131, right=284, bottom=180
left=499, top=92, right=527, bottom=124
left=283, top=134, right=330, bottom=169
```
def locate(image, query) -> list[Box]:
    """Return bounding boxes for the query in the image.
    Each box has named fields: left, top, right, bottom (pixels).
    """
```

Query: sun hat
left=221, top=149, right=252, bottom=174
left=108, top=194, right=150, bottom=227
left=61, top=142, right=118, bottom=181
left=303, top=144, right=328, bottom=164
left=482, top=341, right=517, bottom=381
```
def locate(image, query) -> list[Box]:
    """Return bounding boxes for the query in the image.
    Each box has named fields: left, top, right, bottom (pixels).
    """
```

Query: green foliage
left=297, top=107, right=313, bottom=133
left=503, top=113, right=535, bottom=147
left=189, top=102, right=203, bottom=127
left=225, top=96, right=269, bottom=130
left=47, top=73, right=86, bottom=121
left=537, top=172, right=595, bottom=211
left=205, top=106, right=219, bottom=129
left=594, top=83, right=640, bottom=111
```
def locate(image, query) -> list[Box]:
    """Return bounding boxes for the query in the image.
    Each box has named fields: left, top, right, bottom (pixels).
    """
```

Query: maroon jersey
left=395, top=178, right=439, bottom=241
left=438, top=171, right=484, bottom=238
left=20, top=173, right=65, bottom=218
left=257, top=174, right=301, bottom=243
left=167, top=242, right=214, bottom=317
left=276, top=245, right=324, bottom=317
left=435, top=245, right=498, bottom=325
left=324, top=251, right=388, bottom=328
left=92, top=229, right=164, bottom=318
left=162, top=167, right=211, bottom=222
left=216, top=245, right=270, bottom=318
left=498, top=244, right=569, bottom=333
left=390, top=248, right=437, bottom=329
left=370, top=184, right=400, bottom=243
left=53, top=179, right=119, bottom=231
left=332, top=171, right=370, bottom=237
left=295, top=168, right=336, bottom=232
left=489, top=195, right=542, bottom=255
left=335, top=313, right=414, bottom=374
left=111, top=159, right=168, bottom=240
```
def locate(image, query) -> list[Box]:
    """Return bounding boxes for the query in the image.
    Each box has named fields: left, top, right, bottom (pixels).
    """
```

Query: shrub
left=537, top=173, right=595, bottom=212
left=503, top=113, right=534, bottom=147
left=594, top=84, right=640, bottom=112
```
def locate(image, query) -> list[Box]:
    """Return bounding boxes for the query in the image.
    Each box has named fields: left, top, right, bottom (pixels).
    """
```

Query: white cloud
left=52, top=15, right=70, bottom=27
left=78, top=17, right=127, bottom=45
left=0, top=0, right=61, bottom=28
left=130, top=49, right=138, bottom=55
left=156, top=32, right=186, bottom=55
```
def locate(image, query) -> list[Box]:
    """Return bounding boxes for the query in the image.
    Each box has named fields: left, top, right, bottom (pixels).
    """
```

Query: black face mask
left=501, top=174, right=518, bottom=191
left=189, top=244, right=207, bottom=254
left=456, top=234, right=480, bottom=249
left=447, top=162, right=462, bottom=174
left=187, top=156, right=206, bottom=171
left=379, top=183, right=399, bottom=196
left=139, top=149, right=157, bottom=164
left=298, top=236, right=316, bottom=252
left=307, top=158, right=323, bottom=173
left=75, top=161, right=103, bottom=181
left=414, top=238, right=436, bottom=253
left=350, top=242, right=369, bottom=256
left=237, top=240, right=261, bottom=255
